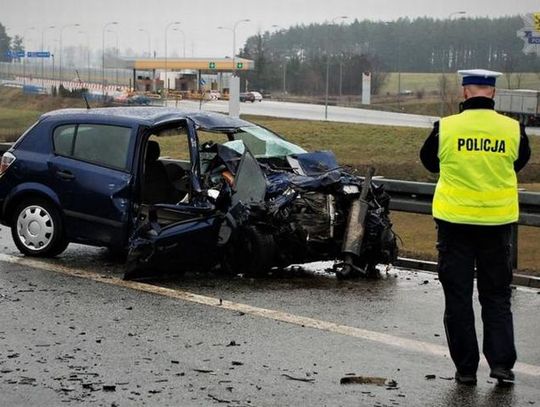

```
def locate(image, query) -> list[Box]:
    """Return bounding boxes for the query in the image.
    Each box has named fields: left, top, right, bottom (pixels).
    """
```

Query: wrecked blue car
left=0, top=107, right=397, bottom=279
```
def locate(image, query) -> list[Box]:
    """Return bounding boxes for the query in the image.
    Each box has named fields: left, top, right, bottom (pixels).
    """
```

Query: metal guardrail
left=376, top=178, right=540, bottom=274
left=377, top=178, right=540, bottom=227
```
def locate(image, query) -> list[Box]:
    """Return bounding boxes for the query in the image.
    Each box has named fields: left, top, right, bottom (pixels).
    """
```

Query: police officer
left=420, top=69, right=531, bottom=385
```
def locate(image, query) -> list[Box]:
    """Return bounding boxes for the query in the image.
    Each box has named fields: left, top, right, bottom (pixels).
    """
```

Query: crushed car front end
left=126, top=110, right=398, bottom=279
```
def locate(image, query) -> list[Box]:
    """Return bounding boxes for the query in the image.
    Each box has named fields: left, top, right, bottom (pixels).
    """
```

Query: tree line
left=239, top=16, right=539, bottom=95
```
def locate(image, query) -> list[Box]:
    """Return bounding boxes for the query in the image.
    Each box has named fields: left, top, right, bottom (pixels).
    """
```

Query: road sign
left=4, top=50, right=25, bottom=58
left=27, top=51, right=51, bottom=58
left=236, top=62, right=243, bottom=69
left=208, top=62, right=216, bottom=69
left=517, top=13, right=540, bottom=55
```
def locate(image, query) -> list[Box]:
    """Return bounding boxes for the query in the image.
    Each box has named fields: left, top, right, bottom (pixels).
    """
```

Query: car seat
left=143, top=141, right=179, bottom=204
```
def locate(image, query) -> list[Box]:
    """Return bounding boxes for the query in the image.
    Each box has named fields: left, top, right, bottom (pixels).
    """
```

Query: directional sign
left=208, top=62, right=216, bottom=69
left=4, top=50, right=25, bottom=58
left=236, top=62, right=243, bottom=69
left=517, top=13, right=540, bottom=55
left=27, top=51, right=51, bottom=58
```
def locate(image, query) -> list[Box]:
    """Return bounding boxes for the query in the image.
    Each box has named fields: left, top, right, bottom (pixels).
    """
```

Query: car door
left=125, top=119, right=223, bottom=277
left=48, top=123, right=135, bottom=248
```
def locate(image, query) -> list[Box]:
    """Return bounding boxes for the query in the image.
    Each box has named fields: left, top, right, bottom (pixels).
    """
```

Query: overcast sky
left=2, top=0, right=538, bottom=58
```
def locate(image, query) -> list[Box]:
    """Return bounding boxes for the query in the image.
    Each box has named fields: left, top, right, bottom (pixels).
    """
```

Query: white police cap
left=457, top=69, right=502, bottom=86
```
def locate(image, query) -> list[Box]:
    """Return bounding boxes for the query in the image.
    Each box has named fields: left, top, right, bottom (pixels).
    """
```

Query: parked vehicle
left=0, top=107, right=397, bottom=279
left=494, top=89, right=540, bottom=126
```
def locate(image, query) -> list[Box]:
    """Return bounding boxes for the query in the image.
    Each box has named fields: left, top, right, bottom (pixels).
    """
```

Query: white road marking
left=1, top=252, right=539, bottom=377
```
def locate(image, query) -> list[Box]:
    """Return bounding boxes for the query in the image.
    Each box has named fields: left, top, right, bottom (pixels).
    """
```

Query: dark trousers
left=436, top=219, right=517, bottom=374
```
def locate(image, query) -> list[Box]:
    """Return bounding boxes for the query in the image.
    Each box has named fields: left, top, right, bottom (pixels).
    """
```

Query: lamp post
left=41, top=25, right=55, bottom=88
left=138, top=28, right=151, bottom=57
left=22, top=26, right=36, bottom=85
left=440, top=11, right=466, bottom=117
left=270, top=24, right=289, bottom=95
left=59, top=23, right=80, bottom=83
left=325, top=16, right=348, bottom=120
left=172, top=28, right=186, bottom=58
left=218, top=18, right=250, bottom=70
left=77, top=31, right=90, bottom=82
left=107, top=29, right=119, bottom=86
left=102, top=21, right=118, bottom=96
left=164, top=21, right=181, bottom=98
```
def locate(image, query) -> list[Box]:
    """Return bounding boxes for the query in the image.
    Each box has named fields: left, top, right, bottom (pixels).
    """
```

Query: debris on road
left=425, top=374, right=436, bottom=380
left=282, top=373, right=315, bottom=383
left=340, top=375, right=397, bottom=387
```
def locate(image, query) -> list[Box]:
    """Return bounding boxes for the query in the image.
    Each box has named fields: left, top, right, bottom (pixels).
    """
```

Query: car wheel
left=11, top=199, right=69, bottom=257
left=222, top=226, right=275, bottom=275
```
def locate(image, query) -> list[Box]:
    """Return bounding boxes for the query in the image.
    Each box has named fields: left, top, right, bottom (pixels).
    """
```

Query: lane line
left=1, top=252, right=539, bottom=377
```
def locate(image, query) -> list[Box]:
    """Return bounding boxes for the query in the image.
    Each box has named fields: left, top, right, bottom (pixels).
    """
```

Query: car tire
left=11, top=198, right=69, bottom=257
left=223, top=226, right=275, bottom=275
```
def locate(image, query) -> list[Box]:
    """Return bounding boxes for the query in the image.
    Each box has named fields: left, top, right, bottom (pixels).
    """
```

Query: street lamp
left=164, top=21, right=181, bottom=98
left=325, top=16, right=348, bottom=120
left=22, top=26, right=36, bottom=85
left=102, top=21, right=118, bottom=95
left=138, top=28, right=151, bottom=57
left=439, top=11, right=466, bottom=117
left=41, top=25, right=55, bottom=88
left=77, top=31, right=90, bottom=82
left=270, top=25, right=289, bottom=95
left=107, top=29, right=119, bottom=86
left=172, top=28, right=186, bottom=58
left=218, top=18, right=250, bottom=70
left=59, top=23, right=80, bottom=83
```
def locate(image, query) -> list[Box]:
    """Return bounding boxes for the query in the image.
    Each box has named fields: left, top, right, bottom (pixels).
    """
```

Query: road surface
left=1, top=226, right=539, bottom=406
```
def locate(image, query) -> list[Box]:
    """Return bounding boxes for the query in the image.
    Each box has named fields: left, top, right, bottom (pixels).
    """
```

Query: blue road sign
left=523, top=31, right=540, bottom=44
left=4, top=50, right=25, bottom=58
left=27, top=51, right=51, bottom=58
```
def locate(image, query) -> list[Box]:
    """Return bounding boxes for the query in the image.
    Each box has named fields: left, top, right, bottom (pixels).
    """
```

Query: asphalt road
left=1, top=226, right=539, bottom=407
left=169, top=99, right=540, bottom=136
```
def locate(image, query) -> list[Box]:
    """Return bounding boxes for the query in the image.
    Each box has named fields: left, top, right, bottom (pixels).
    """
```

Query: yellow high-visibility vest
left=433, top=109, right=520, bottom=225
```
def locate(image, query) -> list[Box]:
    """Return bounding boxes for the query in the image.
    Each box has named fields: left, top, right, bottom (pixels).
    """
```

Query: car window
left=53, top=125, right=76, bottom=156
left=53, top=124, right=132, bottom=170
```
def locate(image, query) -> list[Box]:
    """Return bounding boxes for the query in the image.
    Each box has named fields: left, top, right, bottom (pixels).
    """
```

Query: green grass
left=0, top=107, right=42, bottom=129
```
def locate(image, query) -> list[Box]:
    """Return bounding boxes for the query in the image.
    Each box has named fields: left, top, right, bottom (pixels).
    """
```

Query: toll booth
left=117, top=57, right=255, bottom=93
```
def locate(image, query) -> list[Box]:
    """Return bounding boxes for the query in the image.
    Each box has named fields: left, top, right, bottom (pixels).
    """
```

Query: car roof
left=40, top=107, right=253, bottom=131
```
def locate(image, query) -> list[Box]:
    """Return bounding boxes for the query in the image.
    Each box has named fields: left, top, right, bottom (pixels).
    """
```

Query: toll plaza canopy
left=117, top=57, right=255, bottom=72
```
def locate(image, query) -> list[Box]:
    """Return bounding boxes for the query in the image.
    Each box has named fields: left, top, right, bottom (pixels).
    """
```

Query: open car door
left=124, top=142, right=268, bottom=279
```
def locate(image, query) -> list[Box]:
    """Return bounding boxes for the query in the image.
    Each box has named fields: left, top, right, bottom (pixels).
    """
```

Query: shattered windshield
left=224, top=126, right=306, bottom=158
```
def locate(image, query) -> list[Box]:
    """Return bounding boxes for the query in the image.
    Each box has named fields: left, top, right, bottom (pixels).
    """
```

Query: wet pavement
left=0, top=226, right=539, bottom=406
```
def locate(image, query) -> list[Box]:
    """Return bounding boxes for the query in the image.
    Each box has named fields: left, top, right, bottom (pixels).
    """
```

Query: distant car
left=239, top=92, right=255, bottom=102
left=239, top=91, right=263, bottom=103
left=127, top=94, right=151, bottom=105
left=250, top=91, right=263, bottom=102
left=0, top=107, right=397, bottom=279
left=205, top=90, right=221, bottom=101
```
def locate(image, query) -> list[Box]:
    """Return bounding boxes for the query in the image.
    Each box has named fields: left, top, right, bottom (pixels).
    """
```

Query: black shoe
left=490, top=367, right=515, bottom=382
left=455, top=371, right=477, bottom=385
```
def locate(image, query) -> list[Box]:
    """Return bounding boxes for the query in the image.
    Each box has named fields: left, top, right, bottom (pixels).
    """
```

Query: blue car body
left=0, top=107, right=397, bottom=278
